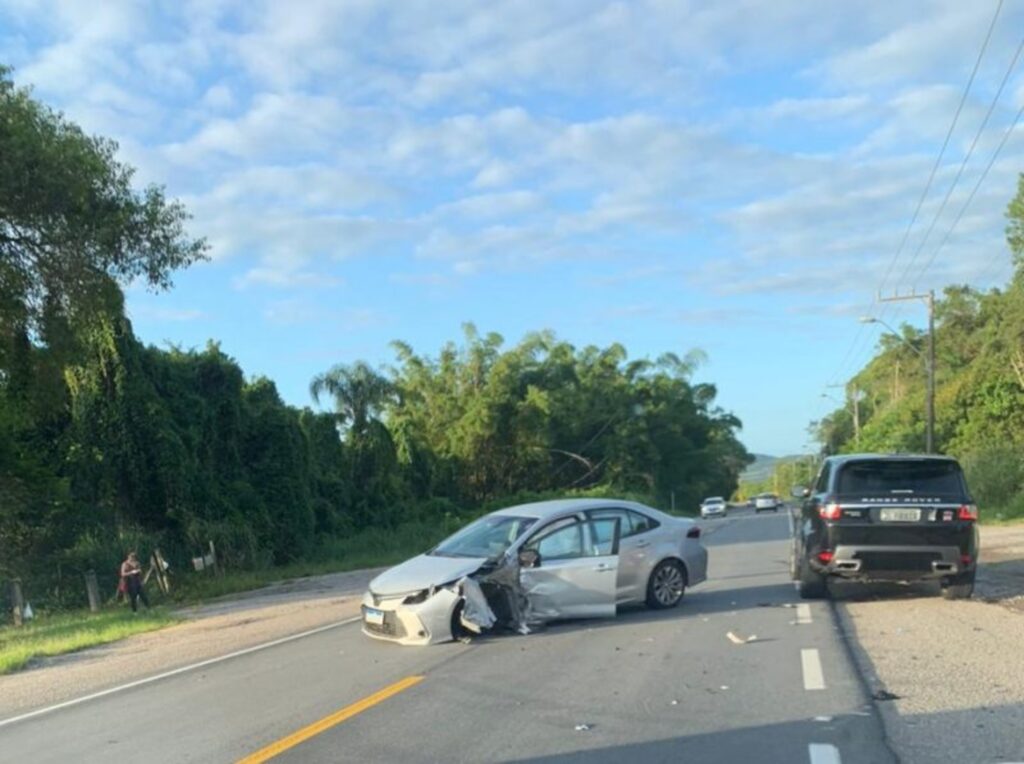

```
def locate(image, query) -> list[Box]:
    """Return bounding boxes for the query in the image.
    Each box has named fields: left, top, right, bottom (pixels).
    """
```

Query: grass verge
left=172, top=519, right=458, bottom=604
left=0, top=608, right=178, bottom=675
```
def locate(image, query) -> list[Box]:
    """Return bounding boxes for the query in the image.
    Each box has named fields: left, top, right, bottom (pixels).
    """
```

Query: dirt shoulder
left=836, top=522, right=1024, bottom=764
left=0, top=567, right=382, bottom=720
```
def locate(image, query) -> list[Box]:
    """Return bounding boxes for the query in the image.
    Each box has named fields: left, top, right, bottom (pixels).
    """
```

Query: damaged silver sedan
left=361, top=498, right=708, bottom=645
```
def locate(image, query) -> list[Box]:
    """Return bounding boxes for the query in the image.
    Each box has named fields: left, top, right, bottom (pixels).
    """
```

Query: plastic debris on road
left=574, top=724, right=592, bottom=732
left=726, top=631, right=758, bottom=644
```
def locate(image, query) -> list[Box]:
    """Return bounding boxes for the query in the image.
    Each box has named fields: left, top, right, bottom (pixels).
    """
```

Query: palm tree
left=309, top=362, right=394, bottom=437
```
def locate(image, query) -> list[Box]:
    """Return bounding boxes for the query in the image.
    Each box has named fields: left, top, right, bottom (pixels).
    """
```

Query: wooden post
left=10, top=579, right=24, bottom=627
left=85, top=570, right=100, bottom=613
left=155, top=549, right=170, bottom=594
left=145, top=550, right=170, bottom=594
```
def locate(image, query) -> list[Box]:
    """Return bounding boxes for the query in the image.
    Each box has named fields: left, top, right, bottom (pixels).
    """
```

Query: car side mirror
left=518, top=549, right=540, bottom=569
left=791, top=486, right=810, bottom=498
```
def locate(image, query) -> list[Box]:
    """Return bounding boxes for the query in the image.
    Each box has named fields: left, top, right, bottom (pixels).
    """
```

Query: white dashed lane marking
left=808, top=743, right=841, bottom=764
left=796, top=603, right=812, bottom=625
left=801, top=648, right=826, bottom=691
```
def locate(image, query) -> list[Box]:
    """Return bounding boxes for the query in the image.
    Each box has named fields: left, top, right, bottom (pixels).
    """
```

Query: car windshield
left=836, top=460, right=964, bottom=495
left=705, top=497, right=724, bottom=503
left=429, top=515, right=536, bottom=558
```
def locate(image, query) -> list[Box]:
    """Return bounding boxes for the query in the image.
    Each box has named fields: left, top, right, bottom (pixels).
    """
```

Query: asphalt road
left=0, top=508, right=895, bottom=763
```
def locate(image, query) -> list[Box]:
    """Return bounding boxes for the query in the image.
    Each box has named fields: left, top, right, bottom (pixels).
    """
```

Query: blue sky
left=2, top=1, right=1024, bottom=455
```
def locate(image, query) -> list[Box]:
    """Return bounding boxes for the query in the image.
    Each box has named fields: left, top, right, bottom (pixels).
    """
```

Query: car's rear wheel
left=797, top=553, right=828, bottom=599
left=941, top=572, right=975, bottom=600
left=646, top=559, right=686, bottom=609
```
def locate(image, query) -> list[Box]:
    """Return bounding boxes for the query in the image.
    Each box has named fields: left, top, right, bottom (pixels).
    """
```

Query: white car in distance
left=700, top=496, right=727, bottom=519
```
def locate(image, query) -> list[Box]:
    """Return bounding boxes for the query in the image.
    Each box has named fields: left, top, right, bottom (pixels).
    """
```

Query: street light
left=859, top=304, right=936, bottom=453
left=821, top=390, right=861, bottom=447
left=858, top=317, right=925, bottom=359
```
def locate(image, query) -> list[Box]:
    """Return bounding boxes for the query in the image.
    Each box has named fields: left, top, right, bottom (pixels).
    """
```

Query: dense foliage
left=816, top=174, right=1024, bottom=519
left=0, top=71, right=751, bottom=608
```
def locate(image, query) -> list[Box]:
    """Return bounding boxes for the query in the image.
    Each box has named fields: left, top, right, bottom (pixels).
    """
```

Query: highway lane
left=0, top=508, right=895, bottom=763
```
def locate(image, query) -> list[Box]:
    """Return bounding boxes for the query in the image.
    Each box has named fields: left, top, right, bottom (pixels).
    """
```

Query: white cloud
left=762, top=95, right=871, bottom=121
left=5, top=0, right=1023, bottom=310
left=234, top=268, right=344, bottom=290
left=434, top=190, right=541, bottom=221
left=262, top=300, right=390, bottom=328
left=130, top=305, right=205, bottom=322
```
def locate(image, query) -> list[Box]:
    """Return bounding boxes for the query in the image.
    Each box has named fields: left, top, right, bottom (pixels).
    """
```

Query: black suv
left=791, top=454, right=979, bottom=600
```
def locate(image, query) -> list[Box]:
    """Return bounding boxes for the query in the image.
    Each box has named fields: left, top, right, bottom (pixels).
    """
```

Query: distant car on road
left=754, top=493, right=782, bottom=513
left=791, top=453, right=978, bottom=600
left=700, top=496, right=728, bottom=518
left=361, top=498, right=708, bottom=645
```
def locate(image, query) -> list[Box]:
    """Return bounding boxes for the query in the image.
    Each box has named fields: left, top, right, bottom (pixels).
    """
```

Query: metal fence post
left=85, top=570, right=100, bottom=613
left=10, top=579, right=24, bottom=627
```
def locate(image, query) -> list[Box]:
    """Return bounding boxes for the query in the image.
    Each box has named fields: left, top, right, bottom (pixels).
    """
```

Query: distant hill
left=740, top=453, right=804, bottom=483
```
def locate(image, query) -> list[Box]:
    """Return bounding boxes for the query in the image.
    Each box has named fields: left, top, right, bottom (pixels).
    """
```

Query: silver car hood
left=369, top=554, right=489, bottom=597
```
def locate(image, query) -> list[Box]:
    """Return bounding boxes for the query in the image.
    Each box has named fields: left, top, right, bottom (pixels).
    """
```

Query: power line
left=900, top=33, right=1024, bottom=287
left=823, top=0, right=1005, bottom=389
left=876, top=0, right=1005, bottom=298
left=924, top=97, right=1024, bottom=289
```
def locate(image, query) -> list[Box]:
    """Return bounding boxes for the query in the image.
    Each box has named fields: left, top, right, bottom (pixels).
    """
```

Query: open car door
left=519, top=517, right=620, bottom=620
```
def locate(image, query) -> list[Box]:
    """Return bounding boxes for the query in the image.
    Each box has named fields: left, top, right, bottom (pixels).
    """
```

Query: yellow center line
left=236, top=675, right=425, bottom=764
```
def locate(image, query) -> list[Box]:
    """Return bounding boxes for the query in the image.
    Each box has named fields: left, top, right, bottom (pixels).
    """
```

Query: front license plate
left=364, top=607, right=385, bottom=626
left=880, top=508, right=921, bottom=522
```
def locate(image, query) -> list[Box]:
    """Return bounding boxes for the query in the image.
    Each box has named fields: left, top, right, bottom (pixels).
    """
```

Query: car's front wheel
left=646, top=559, right=686, bottom=609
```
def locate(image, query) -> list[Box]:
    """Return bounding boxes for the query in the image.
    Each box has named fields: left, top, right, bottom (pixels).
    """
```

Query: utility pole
left=852, top=388, right=860, bottom=447
left=877, top=289, right=936, bottom=453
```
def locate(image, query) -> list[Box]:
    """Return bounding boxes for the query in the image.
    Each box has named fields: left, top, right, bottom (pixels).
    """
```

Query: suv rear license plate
left=880, top=508, right=921, bottom=522
left=364, top=607, right=385, bottom=626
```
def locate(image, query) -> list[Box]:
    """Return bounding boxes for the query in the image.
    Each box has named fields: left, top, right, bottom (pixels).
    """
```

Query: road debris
left=574, top=724, right=592, bottom=732
left=726, top=631, right=759, bottom=644
left=872, top=689, right=901, bottom=701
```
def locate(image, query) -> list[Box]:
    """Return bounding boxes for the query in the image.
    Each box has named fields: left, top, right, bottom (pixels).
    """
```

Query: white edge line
left=801, top=648, right=826, bottom=691
left=0, top=616, right=362, bottom=729
left=808, top=743, right=841, bottom=764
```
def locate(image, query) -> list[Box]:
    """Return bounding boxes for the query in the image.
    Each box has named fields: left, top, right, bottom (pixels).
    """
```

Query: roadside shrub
left=960, top=445, right=1024, bottom=510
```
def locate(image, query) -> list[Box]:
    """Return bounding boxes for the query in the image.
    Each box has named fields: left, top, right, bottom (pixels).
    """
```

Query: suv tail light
left=957, top=504, right=978, bottom=521
left=817, top=550, right=834, bottom=564
left=819, top=502, right=843, bottom=520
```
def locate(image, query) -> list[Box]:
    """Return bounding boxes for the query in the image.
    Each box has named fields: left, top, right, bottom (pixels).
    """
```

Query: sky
left=2, top=0, right=1024, bottom=456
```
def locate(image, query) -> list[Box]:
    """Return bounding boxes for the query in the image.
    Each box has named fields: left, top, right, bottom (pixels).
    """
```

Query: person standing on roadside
left=120, top=551, right=149, bottom=614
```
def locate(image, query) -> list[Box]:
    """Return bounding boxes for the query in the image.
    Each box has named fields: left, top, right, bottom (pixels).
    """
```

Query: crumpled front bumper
left=362, top=556, right=533, bottom=646
left=361, top=589, right=461, bottom=646
left=361, top=576, right=506, bottom=646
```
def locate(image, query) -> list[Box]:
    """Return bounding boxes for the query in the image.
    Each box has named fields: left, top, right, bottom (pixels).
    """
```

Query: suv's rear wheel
left=797, top=553, right=828, bottom=599
left=941, top=572, right=975, bottom=600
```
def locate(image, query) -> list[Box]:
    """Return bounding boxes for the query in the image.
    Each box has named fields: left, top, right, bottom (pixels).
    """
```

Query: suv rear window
left=835, top=459, right=964, bottom=495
